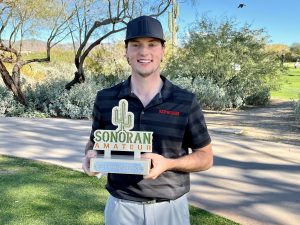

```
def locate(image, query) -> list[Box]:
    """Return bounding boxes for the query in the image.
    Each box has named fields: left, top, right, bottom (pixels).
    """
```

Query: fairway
left=271, top=63, right=300, bottom=100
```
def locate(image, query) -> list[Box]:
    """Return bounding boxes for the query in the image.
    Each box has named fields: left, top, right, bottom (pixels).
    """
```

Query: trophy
left=90, top=99, right=153, bottom=175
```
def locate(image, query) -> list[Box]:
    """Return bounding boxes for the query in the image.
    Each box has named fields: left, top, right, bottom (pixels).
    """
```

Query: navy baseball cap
left=125, top=16, right=165, bottom=42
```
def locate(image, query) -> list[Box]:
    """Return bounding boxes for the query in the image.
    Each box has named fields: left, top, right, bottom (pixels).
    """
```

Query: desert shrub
left=170, top=76, right=232, bottom=110
left=245, top=89, right=270, bottom=106
left=49, top=81, right=100, bottom=119
left=0, top=85, right=16, bottom=116
left=0, top=85, right=48, bottom=118
left=26, top=77, right=101, bottom=119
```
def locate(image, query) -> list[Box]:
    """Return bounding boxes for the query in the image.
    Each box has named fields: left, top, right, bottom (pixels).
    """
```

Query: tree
left=0, top=0, right=76, bottom=106
left=290, top=43, right=300, bottom=58
left=65, top=0, right=171, bottom=90
left=164, top=17, right=282, bottom=107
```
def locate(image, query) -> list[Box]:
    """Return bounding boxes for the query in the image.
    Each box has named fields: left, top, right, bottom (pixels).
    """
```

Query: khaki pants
left=104, top=194, right=190, bottom=225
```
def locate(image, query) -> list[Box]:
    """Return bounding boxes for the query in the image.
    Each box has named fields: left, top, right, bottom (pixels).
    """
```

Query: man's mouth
left=137, top=59, right=152, bottom=63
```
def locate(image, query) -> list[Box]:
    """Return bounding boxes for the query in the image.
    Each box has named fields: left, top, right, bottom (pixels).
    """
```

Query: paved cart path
left=1, top=117, right=299, bottom=225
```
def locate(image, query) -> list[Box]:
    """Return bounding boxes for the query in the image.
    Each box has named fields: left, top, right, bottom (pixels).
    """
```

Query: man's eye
left=149, top=43, right=158, bottom=47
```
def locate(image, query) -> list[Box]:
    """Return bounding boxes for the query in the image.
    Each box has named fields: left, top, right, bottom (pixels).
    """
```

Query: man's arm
left=82, top=140, right=98, bottom=176
left=143, top=143, right=213, bottom=179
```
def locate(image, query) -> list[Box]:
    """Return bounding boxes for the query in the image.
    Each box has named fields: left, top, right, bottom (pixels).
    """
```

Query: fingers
left=82, top=150, right=98, bottom=176
left=142, top=153, right=169, bottom=180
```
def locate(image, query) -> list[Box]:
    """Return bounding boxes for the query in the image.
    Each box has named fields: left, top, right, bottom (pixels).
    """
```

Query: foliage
left=0, top=155, right=240, bottom=225
left=265, top=44, right=292, bottom=63
left=0, top=85, right=16, bottom=116
left=0, top=84, right=48, bottom=118
left=164, top=17, right=283, bottom=109
left=26, top=77, right=100, bottom=119
left=245, top=89, right=270, bottom=106
left=85, top=42, right=130, bottom=78
left=0, top=0, right=78, bottom=106
left=290, top=43, right=300, bottom=56
left=171, top=76, right=231, bottom=110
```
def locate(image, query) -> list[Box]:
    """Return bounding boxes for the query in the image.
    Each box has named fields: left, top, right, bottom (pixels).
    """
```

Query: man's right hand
left=82, top=150, right=98, bottom=176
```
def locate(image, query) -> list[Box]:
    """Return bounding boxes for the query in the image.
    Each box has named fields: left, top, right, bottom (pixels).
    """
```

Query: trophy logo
left=90, top=99, right=153, bottom=175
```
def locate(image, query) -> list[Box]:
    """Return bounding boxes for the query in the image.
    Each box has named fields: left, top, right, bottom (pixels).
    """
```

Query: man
left=82, top=16, right=213, bottom=225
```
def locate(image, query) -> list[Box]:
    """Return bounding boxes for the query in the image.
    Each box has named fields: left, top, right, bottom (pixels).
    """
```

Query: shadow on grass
left=0, top=155, right=239, bottom=225
left=0, top=155, right=107, bottom=225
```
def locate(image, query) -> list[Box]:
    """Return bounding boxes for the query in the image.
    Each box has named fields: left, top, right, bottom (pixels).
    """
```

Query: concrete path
left=0, top=117, right=299, bottom=225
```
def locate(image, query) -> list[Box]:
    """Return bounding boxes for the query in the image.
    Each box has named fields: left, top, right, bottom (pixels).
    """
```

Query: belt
left=119, top=198, right=169, bottom=205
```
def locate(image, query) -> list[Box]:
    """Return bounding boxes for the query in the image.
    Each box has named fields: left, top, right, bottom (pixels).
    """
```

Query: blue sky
left=159, top=0, right=300, bottom=46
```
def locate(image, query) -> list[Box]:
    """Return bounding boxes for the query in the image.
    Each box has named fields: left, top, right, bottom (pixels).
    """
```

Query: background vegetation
left=1, top=16, right=299, bottom=120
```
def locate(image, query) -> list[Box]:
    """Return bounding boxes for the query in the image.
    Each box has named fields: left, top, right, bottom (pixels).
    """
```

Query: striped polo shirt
left=90, top=75, right=211, bottom=202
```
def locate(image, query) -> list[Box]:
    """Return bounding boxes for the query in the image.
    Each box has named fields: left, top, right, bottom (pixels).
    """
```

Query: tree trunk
left=0, top=60, right=27, bottom=106
left=65, top=70, right=85, bottom=90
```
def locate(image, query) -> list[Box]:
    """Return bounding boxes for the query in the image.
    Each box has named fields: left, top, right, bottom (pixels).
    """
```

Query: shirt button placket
left=140, top=111, right=145, bottom=130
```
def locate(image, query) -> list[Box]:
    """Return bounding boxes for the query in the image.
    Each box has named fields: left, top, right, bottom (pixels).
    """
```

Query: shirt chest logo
left=159, top=109, right=180, bottom=116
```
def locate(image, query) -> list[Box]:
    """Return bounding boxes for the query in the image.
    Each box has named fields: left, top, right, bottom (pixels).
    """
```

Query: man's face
left=126, top=37, right=164, bottom=78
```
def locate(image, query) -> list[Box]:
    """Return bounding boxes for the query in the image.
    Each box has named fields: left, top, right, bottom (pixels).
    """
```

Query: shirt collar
left=118, top=75, right=173, bottom=101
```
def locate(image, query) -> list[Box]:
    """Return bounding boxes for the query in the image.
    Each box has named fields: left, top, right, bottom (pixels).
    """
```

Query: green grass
left=271, top=63, right=300, bottom=100
left=0, top=155, right=239, bottom=225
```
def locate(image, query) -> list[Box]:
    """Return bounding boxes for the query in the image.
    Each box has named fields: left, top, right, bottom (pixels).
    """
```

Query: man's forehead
left=128, top=37, right=161, bottom=43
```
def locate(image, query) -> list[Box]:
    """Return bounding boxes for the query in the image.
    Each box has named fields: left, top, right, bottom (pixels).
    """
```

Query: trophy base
left=90, top=155, right=151, bottom=175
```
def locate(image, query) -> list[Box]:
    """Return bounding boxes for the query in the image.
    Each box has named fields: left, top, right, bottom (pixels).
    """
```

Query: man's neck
left=131, top=74, right=163, bottom=107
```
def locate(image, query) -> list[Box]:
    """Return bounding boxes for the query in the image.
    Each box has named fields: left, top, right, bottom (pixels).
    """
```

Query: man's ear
left=161, top=47, right=165, bottom=62
left=125, top=53, right=130, bottom=65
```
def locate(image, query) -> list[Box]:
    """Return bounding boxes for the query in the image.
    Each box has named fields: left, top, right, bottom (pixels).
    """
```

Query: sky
left=158, top=0, right=300, bottom=46
left=3, top=0, right=299, bottom=47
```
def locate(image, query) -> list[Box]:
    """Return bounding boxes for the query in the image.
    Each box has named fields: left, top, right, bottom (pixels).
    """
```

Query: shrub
left=170, top=76, right=232, bottom=110
left=0, top=85, right=16, bottom=116
left=245, top=89, right=270, bottom=106
left=26, top=77, right=101, bottom=119
left=0, top=85, right=48, bottom=118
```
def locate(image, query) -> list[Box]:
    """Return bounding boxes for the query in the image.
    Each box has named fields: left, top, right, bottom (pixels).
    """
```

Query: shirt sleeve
left=183, top=95, right=211, bottom=150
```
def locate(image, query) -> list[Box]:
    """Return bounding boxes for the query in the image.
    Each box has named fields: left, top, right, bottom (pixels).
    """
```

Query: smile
left=137, top=59, right=152, bottom=63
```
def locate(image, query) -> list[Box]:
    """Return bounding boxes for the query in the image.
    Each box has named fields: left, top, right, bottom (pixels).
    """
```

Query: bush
left=26, top=78, right=101, bottom=119
left=170, top=76, right=233, bottom=110
left=245, top=88, right=270, bottom=106
left=0, top=85, right=16, bottom=116
left=0, top=85, right=48, bottom=118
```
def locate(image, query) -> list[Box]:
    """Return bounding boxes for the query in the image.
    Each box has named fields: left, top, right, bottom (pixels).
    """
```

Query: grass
left=271, top=63, right=300, bottom=100
left=0, top=155, right=240, bottom=225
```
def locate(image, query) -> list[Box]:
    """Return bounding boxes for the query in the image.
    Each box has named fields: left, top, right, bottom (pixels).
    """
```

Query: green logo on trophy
left=90, top=99, right=153, bottom=175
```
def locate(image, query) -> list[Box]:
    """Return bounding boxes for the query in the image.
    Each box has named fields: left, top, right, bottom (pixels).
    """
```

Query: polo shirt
left=90, top=75, right=211, bottom=202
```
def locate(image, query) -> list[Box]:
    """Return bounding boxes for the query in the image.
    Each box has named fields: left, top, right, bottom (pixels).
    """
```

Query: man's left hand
left=142, top=153, right=171, bottom=179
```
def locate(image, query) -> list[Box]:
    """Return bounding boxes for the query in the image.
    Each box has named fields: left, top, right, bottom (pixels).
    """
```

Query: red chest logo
left=159, top=109, right=180, bottom=116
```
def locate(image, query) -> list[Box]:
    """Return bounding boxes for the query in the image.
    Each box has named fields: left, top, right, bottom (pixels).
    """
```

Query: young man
left=82, top=16, right=213, bottom=225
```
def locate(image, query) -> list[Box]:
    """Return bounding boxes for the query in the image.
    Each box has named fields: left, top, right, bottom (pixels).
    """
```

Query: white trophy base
left=90, top=155, right=151, bottom=175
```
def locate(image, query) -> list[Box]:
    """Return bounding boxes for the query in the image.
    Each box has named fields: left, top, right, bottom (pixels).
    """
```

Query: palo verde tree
left=65, top=0, right=171, bottom=90
left=164, top=16, right=282, bottom=107
left=0, top=0, right=76, bottom=106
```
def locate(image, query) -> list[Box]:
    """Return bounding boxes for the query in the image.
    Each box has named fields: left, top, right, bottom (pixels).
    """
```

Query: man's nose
left=139, top=45, right=149, bottom=55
